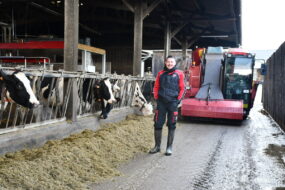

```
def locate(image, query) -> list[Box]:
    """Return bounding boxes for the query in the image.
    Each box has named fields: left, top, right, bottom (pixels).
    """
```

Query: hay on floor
left=0, top=114, right=154, bottom=190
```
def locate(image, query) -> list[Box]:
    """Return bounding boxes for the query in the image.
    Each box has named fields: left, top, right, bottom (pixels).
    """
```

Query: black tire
left=243, top=110, right=250, bottom=120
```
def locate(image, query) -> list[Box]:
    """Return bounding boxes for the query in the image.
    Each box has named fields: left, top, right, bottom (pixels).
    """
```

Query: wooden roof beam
left=171, top=21, right=189, bottom=38
left=173, top=36, right=181, bottom=46
left=0, top=22, right=9, bottom=26
left=29, top=2, right=101, bottom=35
left=92, top=1, right=130, bottom=11
left=122, top=0, right=163, bottom=18
left=192, top=0, right=202, bottom=10
left=170, top=17, right=236, bottom=23
left=122, top=0, right=134, bottom=12
left=143, top=0, right=163, bottom=18
left=30, top=2, right=62, bottom=16
left=187, top=37, right=199, bottom=49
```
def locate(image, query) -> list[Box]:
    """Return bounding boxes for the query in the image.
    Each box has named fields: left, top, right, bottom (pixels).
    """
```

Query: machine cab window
left=223, top=53, right=255, bottom=102
left=226, top=57, right=253, bottom=76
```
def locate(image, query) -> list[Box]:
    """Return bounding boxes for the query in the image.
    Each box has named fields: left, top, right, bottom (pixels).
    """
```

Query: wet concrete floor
left=90, top=85, right=285, bottom=190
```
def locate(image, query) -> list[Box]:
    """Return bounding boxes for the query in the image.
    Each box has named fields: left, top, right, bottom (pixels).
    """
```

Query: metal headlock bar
left=0, top=67, right=154, bottom=134
left=0, top=67, right=154, bottom=80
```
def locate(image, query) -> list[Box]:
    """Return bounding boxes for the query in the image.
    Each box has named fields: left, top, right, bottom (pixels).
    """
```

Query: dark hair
left=165, top=55, right=174, bottom=61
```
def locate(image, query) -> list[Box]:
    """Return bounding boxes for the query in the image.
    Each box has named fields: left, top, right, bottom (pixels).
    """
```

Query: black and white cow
left=39, top=76, right=64, bottom=106
left=132, top=82, right=153, bottom=116
left=35, top=76, right=65, bottom=121
left=94, top=77, right=121, bottom=119
left=0, top=70, right=39, bottom=109
left=19, top=75, right=65, bottom=122
left=77, top=78, right=95, bottom=114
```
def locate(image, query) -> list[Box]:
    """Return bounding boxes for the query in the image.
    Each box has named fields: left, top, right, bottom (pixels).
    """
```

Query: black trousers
left=154, top=99, right=178, bottom=130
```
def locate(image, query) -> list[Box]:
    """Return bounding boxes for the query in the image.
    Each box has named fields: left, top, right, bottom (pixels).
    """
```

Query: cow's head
left=112, top=80, right=120, bottom=93
left=141, top=103, right=153, bottom=116
left=40, top=77, right=64, bottom=106
left=100, top=77, right=120, bottom=104
left=132, top=82, right=153, bottom=116
left=0, top=70, right=40, bottom=109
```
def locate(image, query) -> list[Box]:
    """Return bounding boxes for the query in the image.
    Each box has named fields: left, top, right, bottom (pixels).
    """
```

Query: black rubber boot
left=165, top=129, right=175, bottom=156
left=149, top=129, right=162, bottom=154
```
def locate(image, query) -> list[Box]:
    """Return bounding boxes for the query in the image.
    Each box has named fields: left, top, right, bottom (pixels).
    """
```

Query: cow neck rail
left=0, top=68, right=154, bottom=81
left=0, top=69, right=154, bottom=133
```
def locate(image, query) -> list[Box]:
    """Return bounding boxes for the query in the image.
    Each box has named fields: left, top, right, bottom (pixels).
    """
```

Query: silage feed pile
left=0, top=115, right=154, bottom=190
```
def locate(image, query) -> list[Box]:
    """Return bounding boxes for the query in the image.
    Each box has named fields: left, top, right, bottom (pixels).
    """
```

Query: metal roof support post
left=8, top=27, right=12, bottom=43
left=3, top=27, right=7, bottom=43
left=187, top=37, right=199, bottom=49
left=140, top=61, right=145, bottom=77
left=182, top=37, right=187, bottom=62
left=133, top=0, right=143, bottom=76
left=102, top=54, right=106, bottom=75
left=123, top=0, right=162, bottom=76
left=164, top=21, right=171, bottom=59
left=81, top=50, right=86, bottom=71
left=64, top=0, right=79, bottom=122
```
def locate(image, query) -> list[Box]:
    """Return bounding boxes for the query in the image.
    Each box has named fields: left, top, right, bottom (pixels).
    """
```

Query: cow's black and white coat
left=40, top=76, right=64, bottom=106
left=0, top=70, right=39, bottom=109
left=0, top=70, right=40, bottom=127
left=132, top=82, right=153, bottom=116
left=94, top=77, right=121, bottom=119
left=36, top=76, right=64, bottom=121
left=77, top=78, right=95, bottom=114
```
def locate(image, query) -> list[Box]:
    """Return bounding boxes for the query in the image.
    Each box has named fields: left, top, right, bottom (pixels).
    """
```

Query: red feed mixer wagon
left=181, top=47, right=258, bottom=120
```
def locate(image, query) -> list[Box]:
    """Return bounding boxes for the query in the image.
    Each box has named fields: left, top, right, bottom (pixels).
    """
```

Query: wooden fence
left=263, top=42, right=285, bottom=130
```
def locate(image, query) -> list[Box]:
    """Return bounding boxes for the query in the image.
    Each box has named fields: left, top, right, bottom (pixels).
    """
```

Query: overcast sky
left=242, top=0, right=285, bottom=50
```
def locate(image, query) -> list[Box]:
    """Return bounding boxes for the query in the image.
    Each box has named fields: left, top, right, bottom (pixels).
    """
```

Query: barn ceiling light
left=51, top=0, right=61, bottom=5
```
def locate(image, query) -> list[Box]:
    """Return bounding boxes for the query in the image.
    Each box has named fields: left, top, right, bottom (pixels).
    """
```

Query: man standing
left=149, top=55, right=185, bottom=156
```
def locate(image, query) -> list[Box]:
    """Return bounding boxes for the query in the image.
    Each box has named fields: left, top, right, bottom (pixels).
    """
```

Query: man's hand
left=177, top=99, right=181, bottom=107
